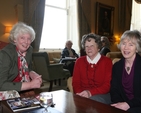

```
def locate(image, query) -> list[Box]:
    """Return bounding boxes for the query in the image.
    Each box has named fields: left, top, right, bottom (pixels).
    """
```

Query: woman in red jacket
left=72, top=33, right=112, bottom=104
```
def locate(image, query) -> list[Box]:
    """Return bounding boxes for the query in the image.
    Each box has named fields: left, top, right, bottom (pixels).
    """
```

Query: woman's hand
left=30, top=76, right=42, bottom=88
left=21, top=71, right=42, bottom=90
left=111, top=102, right=130, bottom=111
left=76, top=90, right=91, bottom=98
left=29, top=71, right=42, bottom=83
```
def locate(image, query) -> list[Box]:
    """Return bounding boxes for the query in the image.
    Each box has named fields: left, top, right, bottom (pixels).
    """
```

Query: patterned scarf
left=13, top=48, right=30, bottom=82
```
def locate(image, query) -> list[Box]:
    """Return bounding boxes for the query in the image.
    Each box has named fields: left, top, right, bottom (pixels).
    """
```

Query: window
left=40, top=0, right=79, bottom=53
left=130, top=0, right=141, bottom=31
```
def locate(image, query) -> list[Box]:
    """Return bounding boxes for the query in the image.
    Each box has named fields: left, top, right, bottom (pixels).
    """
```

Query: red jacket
left=72, top=55, right=112, bottom=95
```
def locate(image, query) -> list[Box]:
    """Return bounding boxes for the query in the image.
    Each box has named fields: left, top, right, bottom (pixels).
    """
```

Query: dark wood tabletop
left=0, top=89, right=130, bottom=113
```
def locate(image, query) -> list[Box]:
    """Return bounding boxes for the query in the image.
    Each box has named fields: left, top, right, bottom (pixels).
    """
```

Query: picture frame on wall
left=95, top=2, right=114, bottom=36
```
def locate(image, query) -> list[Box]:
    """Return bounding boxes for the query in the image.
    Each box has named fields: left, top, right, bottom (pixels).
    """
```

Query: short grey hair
left=118, top=30, right=141, bottom=53
left=81, top=33, right=102, bottom=49
left=9, top=22, right=35, bottom=44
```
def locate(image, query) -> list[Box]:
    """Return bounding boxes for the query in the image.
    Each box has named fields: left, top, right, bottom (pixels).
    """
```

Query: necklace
left=125, top=60, right=133, bottom=72
left=126, top=67, right=130, bottom=71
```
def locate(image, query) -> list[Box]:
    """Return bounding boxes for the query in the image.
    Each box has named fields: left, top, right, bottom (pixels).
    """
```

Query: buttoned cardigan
left=72, top=55, right=113, bottom=95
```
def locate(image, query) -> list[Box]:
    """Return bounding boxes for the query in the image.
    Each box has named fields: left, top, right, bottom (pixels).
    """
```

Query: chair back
left=106, top=52, right=123, bottom=60
left=112, top=58, right=120, bottom=64
left=32, top=52, right=50, bottom=80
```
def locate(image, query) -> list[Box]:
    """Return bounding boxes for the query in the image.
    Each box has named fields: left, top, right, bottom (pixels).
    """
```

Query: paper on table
left=0, top=90, right=20, bottom=101
left=65, top=57, right=76, bottom=59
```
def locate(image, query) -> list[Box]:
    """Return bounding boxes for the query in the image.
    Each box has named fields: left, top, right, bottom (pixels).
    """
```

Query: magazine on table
left=0, top=90, right=20, bottom=101
left=7, top=96, right=41, bottom=112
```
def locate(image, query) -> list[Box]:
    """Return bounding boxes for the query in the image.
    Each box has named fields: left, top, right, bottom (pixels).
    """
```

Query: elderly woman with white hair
left=61, top=40, right=79, bottom=58
left=61, top=40, right=79, bottom=76
left=0, top=22, right=42, bottom=91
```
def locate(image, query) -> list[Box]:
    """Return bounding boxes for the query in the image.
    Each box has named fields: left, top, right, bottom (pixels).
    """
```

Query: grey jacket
left=0, top=43, right=33, bottom=91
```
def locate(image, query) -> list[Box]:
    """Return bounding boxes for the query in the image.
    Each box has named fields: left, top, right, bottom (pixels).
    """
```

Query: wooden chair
left=106, top=52, right=123, bottom=60
left=112, top=58, right=120, bottom=64
left=32, top=52, right=71, bottom=91
left=67, top=77, right=73, bottom=93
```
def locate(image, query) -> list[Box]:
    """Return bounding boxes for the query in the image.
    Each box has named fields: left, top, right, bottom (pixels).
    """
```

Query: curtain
left=77, top=0, right=91, bottom=56
left=23, top=0, right=45, bottom=52
left=118, top=0, right=132, bottom=34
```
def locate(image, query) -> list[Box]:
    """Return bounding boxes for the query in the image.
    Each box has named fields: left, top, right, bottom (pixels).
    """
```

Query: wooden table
left=0, top=89, right=130, bottom=113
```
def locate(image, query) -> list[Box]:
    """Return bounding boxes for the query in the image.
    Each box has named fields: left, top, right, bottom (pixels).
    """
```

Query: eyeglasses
left=85, top=45, right=94, bottom=49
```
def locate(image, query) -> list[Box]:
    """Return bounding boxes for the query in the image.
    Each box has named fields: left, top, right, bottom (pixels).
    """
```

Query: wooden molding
left=135, top=0, right=141, bottom=4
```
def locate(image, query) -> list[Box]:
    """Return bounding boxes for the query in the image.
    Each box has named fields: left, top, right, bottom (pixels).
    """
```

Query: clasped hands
left=111, top=102, right=130, bottom=111
left=29, top=71, right=42, bottom=88
left=76, top=90, right=91, bottom=98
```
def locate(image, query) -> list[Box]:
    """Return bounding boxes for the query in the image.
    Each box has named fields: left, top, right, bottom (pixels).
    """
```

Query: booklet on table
left=7, top=96, right=40, bottom=112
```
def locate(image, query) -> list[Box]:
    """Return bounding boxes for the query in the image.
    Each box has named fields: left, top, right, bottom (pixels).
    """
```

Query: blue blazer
left=61, top=47, right=79, bottom=58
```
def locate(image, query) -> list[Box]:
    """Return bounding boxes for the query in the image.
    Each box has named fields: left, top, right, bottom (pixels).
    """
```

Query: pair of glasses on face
left=85, top=45, right=94, bottom=49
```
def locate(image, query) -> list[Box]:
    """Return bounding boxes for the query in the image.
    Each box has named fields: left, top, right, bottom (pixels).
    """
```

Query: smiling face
left=85, top=38, right=100, bottom=60
left=120, top=39, right=137, bottom=60
left=14, top=34, right=32, bottom=53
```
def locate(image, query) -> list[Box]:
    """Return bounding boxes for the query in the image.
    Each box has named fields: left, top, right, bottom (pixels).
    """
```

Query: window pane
left=40, top=0, right=79, bottom=52
left=46, top=0, right=66, bottom=8
left=40, top=6, right=67, bottom=49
